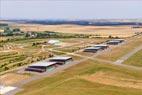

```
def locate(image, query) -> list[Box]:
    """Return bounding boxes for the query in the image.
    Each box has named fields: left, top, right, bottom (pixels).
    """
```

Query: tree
left=108, top=35, right=112, bottom=38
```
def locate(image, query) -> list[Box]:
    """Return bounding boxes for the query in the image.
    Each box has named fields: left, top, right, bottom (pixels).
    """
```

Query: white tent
left=0, top=85, right=17, bottom=95
left=48, top=39, right=62, bottom=46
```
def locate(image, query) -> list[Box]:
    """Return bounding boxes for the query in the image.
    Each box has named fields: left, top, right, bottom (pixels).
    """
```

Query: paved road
left=114, top=44, right=142, bottom=64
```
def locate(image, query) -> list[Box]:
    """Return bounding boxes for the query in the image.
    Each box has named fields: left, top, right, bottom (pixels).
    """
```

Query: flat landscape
left=0, top=21, right=142, bottom=95
left=96, top=35, right=142, bottom=61
left=1, top=0, right=142, bottom=95
left=16, top=60, right=142, bottom=95
left=11, top=24, right=142, bottom=37
left=123, top=49, right=142, bottom=67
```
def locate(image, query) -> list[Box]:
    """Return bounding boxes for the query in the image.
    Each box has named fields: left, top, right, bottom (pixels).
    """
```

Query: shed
left=25, top=61, right=58, bottom=73
left=49, top=56, right=73, bottom=65
left=106, top=40, right=121, bottom=45
left=84, top=47, right=102, bottom=53
left=93, top=44, right=109, bottom=50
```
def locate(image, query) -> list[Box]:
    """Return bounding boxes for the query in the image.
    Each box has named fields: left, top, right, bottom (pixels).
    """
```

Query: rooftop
left=107, top=40, right=120, bottom=43
left=29, top=61, right=57, bottom=67
left=94, top=44, right=108, bottom=47
left=85, top=47, right=102, bottom=50
left=49, top=56, right=72, bottom=60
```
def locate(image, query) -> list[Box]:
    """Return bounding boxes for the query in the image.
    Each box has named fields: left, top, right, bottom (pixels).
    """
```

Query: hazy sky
left=0, top=0, right=142, bottom=20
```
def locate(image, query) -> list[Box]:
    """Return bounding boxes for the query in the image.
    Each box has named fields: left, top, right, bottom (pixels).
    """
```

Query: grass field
left=123, top=49, right=142, bottom=67
left=0, top=73, right=31, bottom=85
left=11, top=24, right=142, bottom=37
left=16, top=60, right=142, bottom=95
left=0, top=37, right=107, bottom=73
left=96, top=35, right=142, bottom=61
left=54, top=38, right=108, bottom=53
left=0, top=38, right=51, bottom=73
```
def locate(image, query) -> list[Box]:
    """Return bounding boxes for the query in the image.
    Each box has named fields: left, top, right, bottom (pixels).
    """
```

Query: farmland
left=11, top=24, right=142, bottom=37
left=0, top=38, right=51, bottom=73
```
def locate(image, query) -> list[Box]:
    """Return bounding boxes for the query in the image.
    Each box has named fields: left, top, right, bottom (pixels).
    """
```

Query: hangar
left=25, top=61, right=58, bottom=73
left=84, top=47, right=102, bottom=53
left=106, top=39, right=124, bottom=45
left=93, top=44, right=109, bottom=50
left=49, top=56, right=73, bottom=65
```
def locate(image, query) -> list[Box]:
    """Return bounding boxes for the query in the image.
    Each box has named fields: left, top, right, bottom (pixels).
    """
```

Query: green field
left=96, top=35, right=142, bottom=61
left=0, top=37, right=107, bottom=73
left=16, top=60, right=142, bottom=95
left=0, top=38, right=51, bottom=73
left=123, top=49, right=142, bottom=67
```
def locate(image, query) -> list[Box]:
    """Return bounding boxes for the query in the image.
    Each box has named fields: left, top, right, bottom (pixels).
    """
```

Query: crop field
left=0, top=38, right=51, bottom=73
left=16, top=60, right=142, bottom=95
left=123, top=49, right=142, bottom=67
left=11, top=24, right=142, bottom=37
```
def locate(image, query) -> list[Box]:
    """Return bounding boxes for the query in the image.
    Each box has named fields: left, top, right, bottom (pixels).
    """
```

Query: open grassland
left=123, top=49, right=142, bottom=67
left=0, top=37, right=7, bottom=41
left=11, top=24, right=142, bottom=37
left=16, top=60, right=142, bottom=95
left=0, top=73, right=31, bottom=85
left=96, top=35, right=142, bottom=61
left=54, top=38, right=108, bottom=53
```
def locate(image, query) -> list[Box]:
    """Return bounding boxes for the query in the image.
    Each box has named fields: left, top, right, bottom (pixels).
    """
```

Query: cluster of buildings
left=25, top=39, right=124, bottom=73
left=25, top=56, right=73, bottom=73
left=106, top=39, right=124, bottom=45
left=84, top=44, right=108, bottom=53
left=84, top=39, right=124, bottom=53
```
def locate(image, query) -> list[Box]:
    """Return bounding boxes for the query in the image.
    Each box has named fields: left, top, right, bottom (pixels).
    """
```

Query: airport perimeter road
left=114, top=44, right=142, bottom=64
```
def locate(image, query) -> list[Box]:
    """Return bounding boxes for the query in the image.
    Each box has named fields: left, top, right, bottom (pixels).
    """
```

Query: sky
left=0, top=0, right=142, bottom=20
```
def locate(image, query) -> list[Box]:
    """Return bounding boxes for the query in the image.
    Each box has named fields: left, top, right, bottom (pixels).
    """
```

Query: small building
left=106, top=40, right=120, bottom=45
left=93, top=44, right=109, bottom=50
left=113, top=39, right=125, bottom=43
left=106, top=39, right=124, bottom=45
left=25, top=61, right=58, bottom=73
left=84, top=47, right=102, bottom=53
left=49, top=56, right=73, bottom=65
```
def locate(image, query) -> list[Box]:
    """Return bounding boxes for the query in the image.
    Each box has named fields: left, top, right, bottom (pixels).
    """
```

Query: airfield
left=0, top=23, right=142, bottom=95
